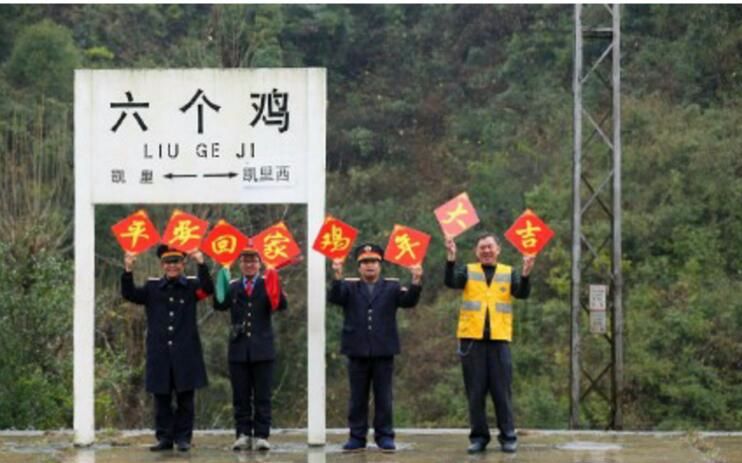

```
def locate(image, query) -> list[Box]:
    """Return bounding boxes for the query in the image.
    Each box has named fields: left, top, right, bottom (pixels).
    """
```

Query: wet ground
left=1, top=429, right=740, bottom=463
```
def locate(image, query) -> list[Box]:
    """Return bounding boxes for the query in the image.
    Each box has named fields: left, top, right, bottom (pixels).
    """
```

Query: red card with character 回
left=200, top=220, right=249, bottom=268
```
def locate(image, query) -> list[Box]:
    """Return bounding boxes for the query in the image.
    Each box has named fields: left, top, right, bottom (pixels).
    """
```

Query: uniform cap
left=354, top=243, right=383, bottom=262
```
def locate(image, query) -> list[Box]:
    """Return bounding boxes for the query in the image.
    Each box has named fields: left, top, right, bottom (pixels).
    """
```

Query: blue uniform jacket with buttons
left=328, top=277, right=422, bottom=357
left=120, top=264, right=213, bottom=394
left=213, top=275, right=287, bottom=363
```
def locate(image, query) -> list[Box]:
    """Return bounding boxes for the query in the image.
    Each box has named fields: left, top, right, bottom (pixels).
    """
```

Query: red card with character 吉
left=312, top=216, right=358, bottom=261
left=504, top=209, right=554, bottom=256
left=161, top=209, right=209, bottom=253
left=111, top=209, right=161, bottom=254
left=253, top=221, right=301, bottom=269
left=434, top=192, right=480, bottom=238
left=384, top=225, right=431, bottom=267
left=200, top=220, right=249, bottom=267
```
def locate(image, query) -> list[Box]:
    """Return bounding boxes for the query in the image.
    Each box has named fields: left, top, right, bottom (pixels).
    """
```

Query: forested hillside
left=0, top=4, right=740, bottom=430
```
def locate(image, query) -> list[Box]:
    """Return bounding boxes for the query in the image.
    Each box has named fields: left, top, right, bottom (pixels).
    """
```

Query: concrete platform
left=1, top=429, right=740, bottom=463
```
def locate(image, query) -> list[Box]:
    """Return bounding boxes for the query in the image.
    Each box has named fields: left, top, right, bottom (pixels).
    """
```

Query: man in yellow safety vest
left=444, top=232, right=535, bottom=454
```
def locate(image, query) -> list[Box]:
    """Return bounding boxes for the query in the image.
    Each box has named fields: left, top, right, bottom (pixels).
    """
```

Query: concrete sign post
left=74, top=68, right=326, bottom=445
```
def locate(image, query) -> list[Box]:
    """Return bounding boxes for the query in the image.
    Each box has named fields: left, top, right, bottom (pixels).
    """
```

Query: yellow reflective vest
left=456, top=263, right=514, bottom=341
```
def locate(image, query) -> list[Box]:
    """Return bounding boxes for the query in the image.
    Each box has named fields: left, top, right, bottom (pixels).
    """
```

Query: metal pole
left=570, top=3, right=583, bottom=430
left=611, top=3, right=624, bottom=430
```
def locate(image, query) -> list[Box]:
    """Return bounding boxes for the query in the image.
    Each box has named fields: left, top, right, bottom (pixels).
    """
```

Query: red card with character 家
left=111, top=209, right=161, bottom=254
left=253, top=221, right=301, bottom=269
left=434, top=192, right=480, bottom=238
left=384, top=224, right=431, bottom=267
left=312, top=216, right=358, bottom=261
left=504, top=209, right=555, bottom=256
left=200, top=220, right=249, bottom=268
left=161, top=209, right=209, bottom=253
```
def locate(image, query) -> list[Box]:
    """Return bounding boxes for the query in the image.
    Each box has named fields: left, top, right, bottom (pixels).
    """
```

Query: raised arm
left=121, top=252, right=147, bottom=305
left=398, top=265, right=423, bottom=308
left=511, top=255, right=535, bottom=299
left=327, top=258, right=350, bottom=306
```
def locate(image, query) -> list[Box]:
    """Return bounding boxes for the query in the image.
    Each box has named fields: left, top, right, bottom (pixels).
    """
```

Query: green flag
left=215, top=266, right=231, bottom=304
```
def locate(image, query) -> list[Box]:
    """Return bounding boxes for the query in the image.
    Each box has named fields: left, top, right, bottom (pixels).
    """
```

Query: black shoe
left=176, top=441, right=191, bottom=452
left=149, top=440, right=173, bottom=452
left=377, top=437, right=396, bottom=453
left=342, top=438, right=366, bottom=452
left=498, top=435, right=517, bottom=453
left=467, top=441, right=487, bottom=454
left=500, top=440, right=517, bottom=453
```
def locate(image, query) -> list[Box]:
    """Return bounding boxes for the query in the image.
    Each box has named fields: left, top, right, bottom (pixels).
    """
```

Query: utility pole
left=571, top=3, right=623, bottom=430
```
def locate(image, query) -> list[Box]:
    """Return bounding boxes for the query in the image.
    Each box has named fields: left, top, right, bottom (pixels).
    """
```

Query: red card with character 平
left=200, top=220, right=249, bottom=268
left=383, top=225, right=431, bottom=267
left=161, top=209, right=209, bottom=253
left=504, top=209, right=554, bottom=256
left=111, top=209, right=161, bottom=254
left=312, top=216, right=358, bottom=261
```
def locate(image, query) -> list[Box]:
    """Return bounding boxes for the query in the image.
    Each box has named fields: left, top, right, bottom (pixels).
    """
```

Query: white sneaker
left=232, top=434, right=251, bottom=451
left=254, top=438, right=271, bottom=451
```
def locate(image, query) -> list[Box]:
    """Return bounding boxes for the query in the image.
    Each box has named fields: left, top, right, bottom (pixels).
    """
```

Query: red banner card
left=312, top=216, right=358, bottom=261
left=253, top=221, right=301, bottom=269
left=434, top=192, right=480, bottom=238
left=504, top=209, right=555, bottom=256
left=384, top=224, right=431, bottom=267
left=111, top=209, right=161, bottom=254
left=200, top=220, right=249, bottom=267
left=161, top=209, right=209, bottom=253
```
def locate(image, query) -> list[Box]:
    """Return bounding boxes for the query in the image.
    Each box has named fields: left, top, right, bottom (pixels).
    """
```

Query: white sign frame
left=74, top=68, right=326, bottom=445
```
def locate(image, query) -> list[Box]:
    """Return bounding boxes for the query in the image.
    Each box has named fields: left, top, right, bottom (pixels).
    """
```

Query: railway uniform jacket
left=121, top=264, right=213, bottom=394
left=328, top=277, right=422, bottom=357
left=213, top=275, right=287, bottom=363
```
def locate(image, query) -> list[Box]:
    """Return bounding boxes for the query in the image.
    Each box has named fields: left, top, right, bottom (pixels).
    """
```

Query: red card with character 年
left=111, top=209, right=160, bottom=254
left=383, top=225, right=431, bottom=267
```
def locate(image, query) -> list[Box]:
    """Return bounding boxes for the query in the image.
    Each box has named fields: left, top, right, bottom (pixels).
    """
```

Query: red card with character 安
left=200, top=220, right=249, bottom=268
left=253, top=221, right=301, bottom=269
left=504, top=209, right=554, bottom=256
left=312, top=216, right=358, bottom=261
left=161, top=209, right=209, bottom=253
left=434, top=192, right=480, bottom=239
left=384, top=224, right=431, bottom=267
left=111, top=209, right=161, bottom=254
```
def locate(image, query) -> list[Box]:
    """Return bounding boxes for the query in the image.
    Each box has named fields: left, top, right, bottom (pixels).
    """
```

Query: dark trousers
left=459, top=339, right=516, bottom=445
left=153, top=390, right=195, bottom=444
left=347, top=356, right=395, bottom=443
left=229, top=360, right=274, bottom=438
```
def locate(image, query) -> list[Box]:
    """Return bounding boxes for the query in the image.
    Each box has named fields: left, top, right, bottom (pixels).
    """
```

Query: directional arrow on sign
left=164, top=173, right=198, bottom=180
left=202, top=172, right=238, bottom=178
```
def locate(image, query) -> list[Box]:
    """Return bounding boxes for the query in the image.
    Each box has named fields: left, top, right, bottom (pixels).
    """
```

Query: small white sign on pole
left=589, top=284, right=608, bottom=334
left=74, top=68, right=327, bottom=445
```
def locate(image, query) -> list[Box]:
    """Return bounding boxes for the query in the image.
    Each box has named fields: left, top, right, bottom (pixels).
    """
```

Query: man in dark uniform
left=214, top=244, right=287, bottom=452
left=444, top=233, right=535, bottom=454
left=121, top=244, right=213, bottom=452
left=328, top=243, right=423, bottom=453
